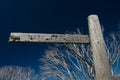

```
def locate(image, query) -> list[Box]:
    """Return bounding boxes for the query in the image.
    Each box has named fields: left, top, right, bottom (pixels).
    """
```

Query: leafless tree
left=0, top=66, right=39, bottom=80
left=39, top=30, right=120, bottom=80
left=105, top=32, right=120, bottom=75
left=40, top=44, right=94, bottom=80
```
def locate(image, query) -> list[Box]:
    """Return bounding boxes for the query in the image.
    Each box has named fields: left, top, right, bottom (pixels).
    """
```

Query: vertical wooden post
left=88, top=15, right=112, bottom=80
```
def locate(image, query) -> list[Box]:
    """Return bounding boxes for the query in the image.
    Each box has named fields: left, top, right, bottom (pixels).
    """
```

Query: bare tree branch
left=39, top=30, right=120, bottom=80
left=0, top=66, right=39, bottom=80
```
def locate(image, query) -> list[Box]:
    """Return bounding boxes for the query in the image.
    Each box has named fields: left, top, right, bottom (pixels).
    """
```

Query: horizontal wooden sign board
left=9, top=33, right=90, bottom=44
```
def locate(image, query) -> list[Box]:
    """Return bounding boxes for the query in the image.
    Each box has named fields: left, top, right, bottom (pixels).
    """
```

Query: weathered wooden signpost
left=9, top=15, right=112, bottom=80
left=88, top=15, right=112, bottom=80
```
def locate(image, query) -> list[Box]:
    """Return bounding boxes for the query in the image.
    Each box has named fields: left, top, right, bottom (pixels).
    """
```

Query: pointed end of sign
left=8, top=32, right=20, bottom=42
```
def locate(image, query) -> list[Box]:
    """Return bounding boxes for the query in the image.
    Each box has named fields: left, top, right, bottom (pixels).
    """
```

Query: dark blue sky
left=0, top=0, right=120, bottom=71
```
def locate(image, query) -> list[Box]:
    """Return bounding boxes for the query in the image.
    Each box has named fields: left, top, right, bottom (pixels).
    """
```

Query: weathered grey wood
left=9, top=33, right=90, bottom=44
left=9, top=15, right=114, bottom=80
left=88, top=15, right=112, bottom=80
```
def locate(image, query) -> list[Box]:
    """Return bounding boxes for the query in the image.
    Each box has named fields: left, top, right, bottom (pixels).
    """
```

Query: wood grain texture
left=88, top=15, right=112, bottom=80
left=9, top=33, right=90, bottom=44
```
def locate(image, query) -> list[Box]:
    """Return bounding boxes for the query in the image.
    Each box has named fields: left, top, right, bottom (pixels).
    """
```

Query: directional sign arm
left=9, top=33, right=90, bottom=44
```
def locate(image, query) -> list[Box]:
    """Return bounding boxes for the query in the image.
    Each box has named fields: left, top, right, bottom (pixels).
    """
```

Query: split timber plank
left=9, top=33, right=90, bottom=44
